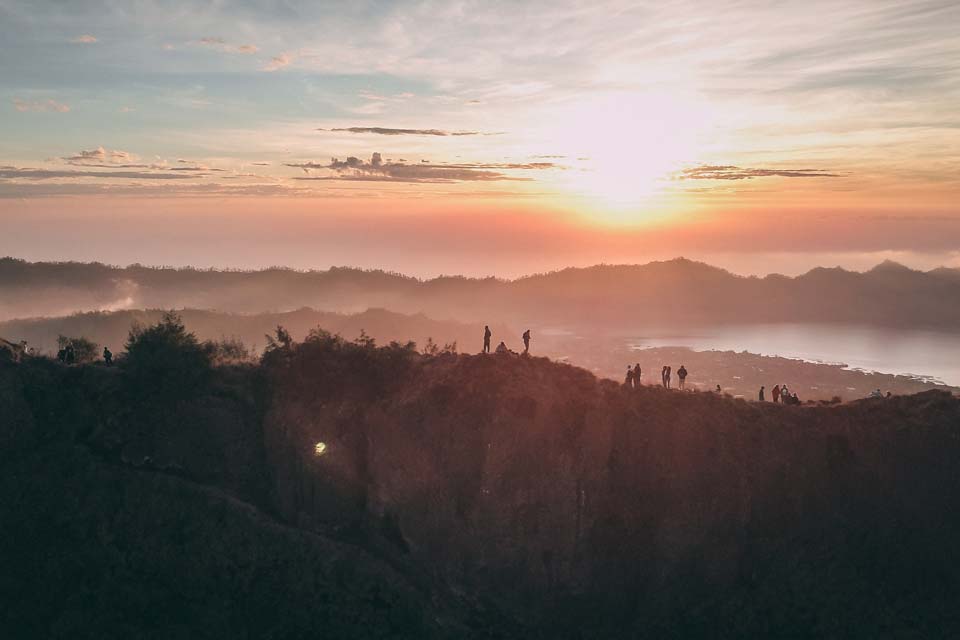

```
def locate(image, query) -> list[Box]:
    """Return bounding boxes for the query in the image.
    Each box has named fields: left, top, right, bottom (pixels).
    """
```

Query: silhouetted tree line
left=37, top=311, right=459, bottom=410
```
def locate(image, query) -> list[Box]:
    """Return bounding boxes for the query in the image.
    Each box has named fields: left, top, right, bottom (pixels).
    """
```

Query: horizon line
left=1, top=254, right=954, bottom=283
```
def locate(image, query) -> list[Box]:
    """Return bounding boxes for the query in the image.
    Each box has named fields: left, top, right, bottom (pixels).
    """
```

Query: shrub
left=209, top=336, right=254, bottom=364
left=261, top=325, right=294, bottom=369
left=261, top=325, right=418, bottom=400
left=422, top=337, right=457, bottom=356
left=422, top=337, right=439, bottom=356
left=264, top=325, right=293, bottom=353
left=122, top=311, right=213, bottom=402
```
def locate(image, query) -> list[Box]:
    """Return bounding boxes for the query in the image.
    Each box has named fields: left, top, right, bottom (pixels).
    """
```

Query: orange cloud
left=13, top=98, right=70, bottom=113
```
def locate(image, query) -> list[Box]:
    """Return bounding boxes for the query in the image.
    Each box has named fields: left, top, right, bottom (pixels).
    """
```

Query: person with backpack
left=677, top=365, right=688, bottom=390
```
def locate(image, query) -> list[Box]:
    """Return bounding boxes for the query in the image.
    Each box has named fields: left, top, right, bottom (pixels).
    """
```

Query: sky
left=1, top=0, right=958, bottom=277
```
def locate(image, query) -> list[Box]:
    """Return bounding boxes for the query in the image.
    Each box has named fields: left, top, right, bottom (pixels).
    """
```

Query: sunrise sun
left=542, top=91, right=710, bottom=218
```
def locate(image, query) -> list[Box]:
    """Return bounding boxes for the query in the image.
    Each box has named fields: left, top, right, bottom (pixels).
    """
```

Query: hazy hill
left=3, top=338, right=959, bottom=638
left=3, top=256, right=960, bottom=330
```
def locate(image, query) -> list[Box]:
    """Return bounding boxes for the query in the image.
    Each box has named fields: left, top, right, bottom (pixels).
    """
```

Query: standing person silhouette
left=103, top=346, right=113, bottom=365
left=665, top=366, right=672, bottom=389
left=522, top=329, right=531, bottom=354
left=677, top=365, right=688, bottom=390
left=759, top=386, right=765, bottom=401
left=483, top=325, right=492, bottom=353
left=661, top=366, right=667, bottom=388
left=633, top=363, right=641, bottom=387
left=625, top=366, right=634, bottom=388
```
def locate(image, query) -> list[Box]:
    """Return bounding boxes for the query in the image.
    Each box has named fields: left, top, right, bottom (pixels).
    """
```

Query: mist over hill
left=3, top=333, right=959, bottom=638
left=4, top=256, right=960, bottom=330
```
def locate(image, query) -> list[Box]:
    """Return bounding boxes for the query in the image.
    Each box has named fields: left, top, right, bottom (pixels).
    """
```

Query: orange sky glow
left=1, top=1, right=958, bottom=276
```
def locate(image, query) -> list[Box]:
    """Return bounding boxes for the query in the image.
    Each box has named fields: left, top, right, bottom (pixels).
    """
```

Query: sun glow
left=544, top=91, right=712, bottom=222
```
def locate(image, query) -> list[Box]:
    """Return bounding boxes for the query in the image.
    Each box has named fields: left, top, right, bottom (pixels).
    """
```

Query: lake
left=629, top=323, right=960, bottom=386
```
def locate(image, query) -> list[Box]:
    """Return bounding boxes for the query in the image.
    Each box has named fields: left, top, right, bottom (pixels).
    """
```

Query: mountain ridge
left=3, top=256, right=960, bottom=330
left=5, top=254, right=959, bottom=285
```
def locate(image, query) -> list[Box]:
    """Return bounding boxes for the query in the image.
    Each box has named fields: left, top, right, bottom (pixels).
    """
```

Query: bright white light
left=314, top=442, right=327, bottom=456
left=543, top=90, right=713, bottom=216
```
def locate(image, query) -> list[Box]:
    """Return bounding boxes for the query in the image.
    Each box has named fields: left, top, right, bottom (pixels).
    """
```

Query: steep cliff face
left=261, top=346, right=960, bottom=637
left=0, top=359, right=450, bottom=639
left=3, top=348, right=960, bottom=638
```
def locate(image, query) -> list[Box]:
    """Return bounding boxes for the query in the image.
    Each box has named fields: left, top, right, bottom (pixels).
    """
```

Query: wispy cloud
left=263, top=52, right=293, bottom=71
left=198, top=37, right=259, bottom=54
left=0, top=165, right=204, bottom=180
left=71, top=34, right=98, bottom=44
left=57, top=148, right=227, bottom=175
left=347, top=91, right=416, bottom=115
left=286, top=153, right=555, bottom=183
left=677, top=165, right=841, bottom=181
left=0, top=181, right=301, bottom=199
left=13, top=98, right=70, bottom=113
left=319, top=127, right=484, bottom=137
left=172, top=159, right=225, bottom=172
left=62, top=147, right=141, bottom=167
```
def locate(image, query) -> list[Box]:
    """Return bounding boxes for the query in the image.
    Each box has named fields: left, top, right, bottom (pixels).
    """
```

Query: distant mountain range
left=3, top=256, right=959, bottom=330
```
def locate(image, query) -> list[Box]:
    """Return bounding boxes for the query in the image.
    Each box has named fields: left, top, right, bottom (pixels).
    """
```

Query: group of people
left=483, top=326, right=532, bottom=356
left=621, top=369, right=802, bottom=403
left=624, top=363, right=691, bottom=390
left=56, top=343, right=77, bottom=364
left=624, top=363, right=642, bottom=388
left=758, top=384, right=800, bottom=404
left=55, top=343, right=113, bottom=365
left=478, top=329, right=894, bottom=408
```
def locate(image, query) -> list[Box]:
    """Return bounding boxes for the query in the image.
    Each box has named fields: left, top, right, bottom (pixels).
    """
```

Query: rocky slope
left=2, top=341, right=959, bottom=638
